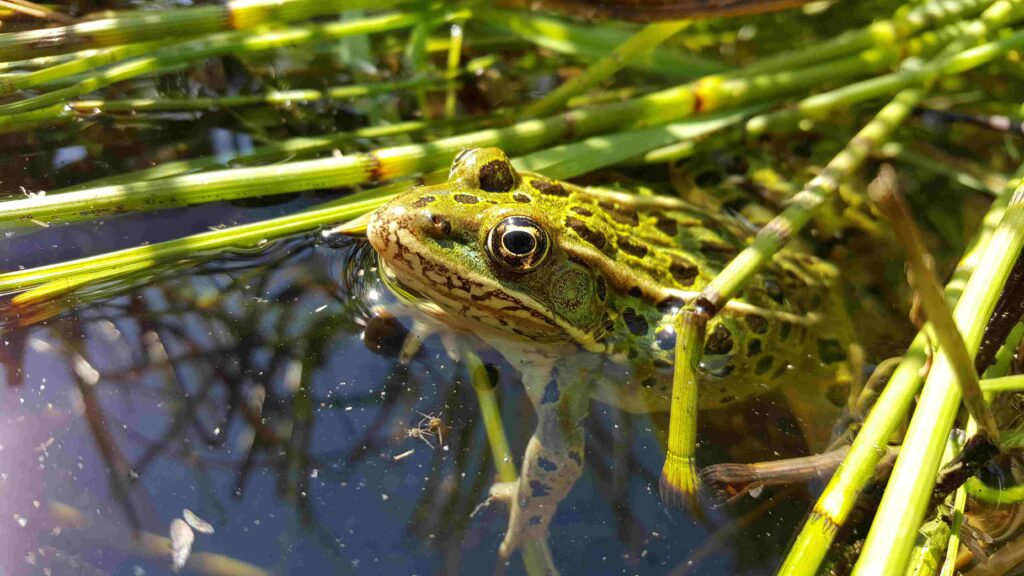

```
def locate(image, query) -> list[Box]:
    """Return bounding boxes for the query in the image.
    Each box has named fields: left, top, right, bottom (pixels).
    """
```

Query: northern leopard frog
left=345, top=147, right=855, bottom=566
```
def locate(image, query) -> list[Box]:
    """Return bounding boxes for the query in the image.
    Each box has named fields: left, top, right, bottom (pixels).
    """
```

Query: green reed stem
left=659, top=306, right=705, bottom=505
left=0, top=44, right=893, bottom=227
left=869, top=165, right=1000, bottom=444
left=61, top=121, right=432, bottom=190
left=444, top=21, right=465, bottom=123
left=853, top=184, right=1024, bottom=575
left=0, top=10, right=451, bottom=115
left=779, top=173, right=1024, bottom=576
left=523, top=20, right=690, bottom=118
left=478, top=9, right=726, bottom=80
left=701, top=87, right=925, bottom=311
left=735, top=0, right=993, bottom=77
left=0, top=39, right=173, bottom=96
left=0, top=0, right=406, bottom=61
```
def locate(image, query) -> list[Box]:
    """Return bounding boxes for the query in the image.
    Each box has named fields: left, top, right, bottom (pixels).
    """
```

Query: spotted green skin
left=366, top=148, right=852, bottom=412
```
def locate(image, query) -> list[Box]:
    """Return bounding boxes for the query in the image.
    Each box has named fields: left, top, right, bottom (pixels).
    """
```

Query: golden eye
left=486, top=216, right=549, bottom=272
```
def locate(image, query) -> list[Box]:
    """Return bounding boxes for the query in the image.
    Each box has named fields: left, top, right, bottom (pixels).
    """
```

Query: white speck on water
left=314, top=304, right=328, bottom=313
left=13, top=514, right=27, bottom=527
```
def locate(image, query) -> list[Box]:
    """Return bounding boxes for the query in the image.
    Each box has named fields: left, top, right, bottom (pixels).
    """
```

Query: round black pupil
left=503, top=229, right=536, bottom=255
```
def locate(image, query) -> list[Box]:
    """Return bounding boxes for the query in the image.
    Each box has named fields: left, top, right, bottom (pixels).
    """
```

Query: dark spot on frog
left=772, top=364, right=789, bottom=379
left=529, top=480, right=551, bottom=497
left=529, top=516, right=543, bottom=526
left=700, top=240, right=737, bottom=256
left=532, top=179, right=570, bottom=197
left=779, top=323, right=792, bottom=341
left=622, top=308, right=649, bottom=336
left=810, top=293, right=823, bottom=308
left=566, top=216, right=606, bottom=250
left=656, top=327, right=676, bottom=350
left=764, top=278, right=785, bottom=304
left=571, top=206, right=592, bottom=216
left=537, top=457, right=558, bottom=472
left=411, top=195, right=436, bottom=208
left=599, top=201, right=639, bottom=226
left=595, top=275, right=607, bottom=301
left=479, top=159, right=516, bottom=192
left=655, top=217, right=678, bottom=237
left=618, top=236, right=648, bottom=258
left=704, top=324, right=734, bottom=355
left=641, top=377, right=657, bottom=388
left=747, top=338, right=762, bottom=357
left=818, top=338, right=847, bottom=364
left=628, top=286, right=642, bottom=298
left=627, top=348, right=639, bottom=359
left=745, top=314, right=768, bottom=334
left=755, top=355, right=774, bottom=375
left=512, top=193, right=532, bottom=203
left=568, top=451, right=583, bottom=466
left=657, top=296, right=685, bottom=314
left=707, top=362, right=734, bottom=377
left=453, top=193, right=479, bottom=204
left=669, top=255, right=699, bottom=286
left=719, top=395, right=736, bottom=404
left=541, top=381, right=560, bottom=404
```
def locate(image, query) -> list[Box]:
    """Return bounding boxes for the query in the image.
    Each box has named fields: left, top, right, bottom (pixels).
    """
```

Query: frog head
left=365, top=148, right=607, bottom=348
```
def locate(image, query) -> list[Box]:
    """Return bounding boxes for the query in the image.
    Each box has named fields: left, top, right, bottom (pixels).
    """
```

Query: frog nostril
left=423, top=213, right=451, bottom=238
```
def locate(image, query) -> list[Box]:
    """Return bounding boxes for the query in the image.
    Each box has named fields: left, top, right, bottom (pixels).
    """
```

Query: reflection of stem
left=48, top=501, right=271, bottom=576
left=71, top=353, right=142, bottom=533
left=464, top=351, right=555, bottom=576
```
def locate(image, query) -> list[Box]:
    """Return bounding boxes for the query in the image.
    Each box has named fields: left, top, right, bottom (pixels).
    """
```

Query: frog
left=340, top=147, right=855, bottom=569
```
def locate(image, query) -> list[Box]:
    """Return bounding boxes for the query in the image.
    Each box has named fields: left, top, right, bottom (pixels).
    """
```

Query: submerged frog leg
left=499, top=367, right=590, bottom=563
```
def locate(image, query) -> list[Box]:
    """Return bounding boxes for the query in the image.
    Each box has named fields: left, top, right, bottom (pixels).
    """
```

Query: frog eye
left=486, top=216, right=549, bottom=272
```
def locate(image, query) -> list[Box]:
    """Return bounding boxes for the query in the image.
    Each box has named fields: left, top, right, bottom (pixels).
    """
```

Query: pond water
left=0, top=208, right=824, bottom=575
left=0, top=6, right=907, bottom=576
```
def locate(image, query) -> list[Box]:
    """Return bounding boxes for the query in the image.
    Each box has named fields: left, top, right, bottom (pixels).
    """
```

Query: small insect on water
left=404, top=411, right=446, bottom=449
left=417, top=411, right=445, bottom=445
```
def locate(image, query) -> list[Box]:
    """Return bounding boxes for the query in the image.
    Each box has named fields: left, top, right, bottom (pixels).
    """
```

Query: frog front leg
left=499, top=367, right=590, bottom=563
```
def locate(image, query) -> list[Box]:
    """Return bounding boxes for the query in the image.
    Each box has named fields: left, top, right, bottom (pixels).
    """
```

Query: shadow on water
left=0, top=232, right=821, bottom=575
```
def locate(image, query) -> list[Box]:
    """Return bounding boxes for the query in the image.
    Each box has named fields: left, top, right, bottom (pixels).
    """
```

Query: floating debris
left=169, top=518, right=194, bottom=572
left=393, top=449, right=415, bottom=461
left=183, top=508, right=214, bottom=535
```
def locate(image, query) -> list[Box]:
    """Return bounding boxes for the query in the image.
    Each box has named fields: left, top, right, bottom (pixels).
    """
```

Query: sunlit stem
left=852, top=184, right=1024, bottom=575
left=659, top=306, right=706, bottom=506
left=523, top=20, right=690, bottom=118
left=778, top=171, right=1024, bottom=576
left=869, top=165, right=999, bottom=445
left=0, top=0, right=408, bottom=61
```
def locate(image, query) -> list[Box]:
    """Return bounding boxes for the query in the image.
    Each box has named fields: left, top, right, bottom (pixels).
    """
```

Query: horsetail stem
left=778, top=172, right=1024, bottom=576
left=659, top=306, right=706, bottom=506
left=869, top=165, right=1000, bottom=445
left=852, top=184, right=1024, bottom=575
left=0, top=0, right=407, bottom=61
left=0, top=39, right=174, bottom=96
left=522, top=20, right=691, bottom=118
left=0, top=10, right=453, bottom=115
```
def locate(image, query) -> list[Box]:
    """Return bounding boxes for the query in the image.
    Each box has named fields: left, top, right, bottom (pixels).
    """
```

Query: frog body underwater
left=352, top=148, right=854, bottom=565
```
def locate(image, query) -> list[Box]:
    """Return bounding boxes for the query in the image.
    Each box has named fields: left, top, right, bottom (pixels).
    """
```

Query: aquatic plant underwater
left=2, top=0, right=1024, bottom=574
